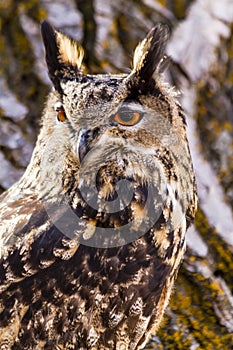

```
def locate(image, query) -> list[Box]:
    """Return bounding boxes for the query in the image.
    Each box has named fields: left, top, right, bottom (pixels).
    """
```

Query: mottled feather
left=0, top=21, right=197, bottom=349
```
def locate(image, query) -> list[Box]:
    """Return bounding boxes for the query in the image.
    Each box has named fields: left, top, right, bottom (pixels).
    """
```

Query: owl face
left=37, top=21, right=195, bottom=248
left=59, top=74, right=173, bottom=167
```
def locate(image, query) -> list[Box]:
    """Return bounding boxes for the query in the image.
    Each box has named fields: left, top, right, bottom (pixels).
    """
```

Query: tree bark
left=0, top=0, right=233, bottom=348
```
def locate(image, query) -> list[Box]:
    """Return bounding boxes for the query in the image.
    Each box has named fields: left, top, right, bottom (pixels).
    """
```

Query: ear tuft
left=132, top=24, right=170, bottom=80
left=41, top=21, right=84, bottom=92
left=56, top=32, right=84, bottom=71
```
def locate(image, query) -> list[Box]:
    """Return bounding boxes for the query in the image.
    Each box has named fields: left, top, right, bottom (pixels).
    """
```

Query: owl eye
left=57, top=109, right=67, bottom=122
left=113, top=110, right=142, bottom=126
left=54, top=102, right=67, bottom=122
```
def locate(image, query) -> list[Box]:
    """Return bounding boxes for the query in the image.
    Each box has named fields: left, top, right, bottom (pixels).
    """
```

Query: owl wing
left=0, top=192, right=79, bottom=294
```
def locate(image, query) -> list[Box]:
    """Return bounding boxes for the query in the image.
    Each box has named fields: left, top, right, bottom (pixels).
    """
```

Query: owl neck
left=3, top=121, right=66, bottom=205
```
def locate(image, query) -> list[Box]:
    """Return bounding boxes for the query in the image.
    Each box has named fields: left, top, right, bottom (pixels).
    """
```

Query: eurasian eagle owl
left=0, top=21, right=197, bottom=349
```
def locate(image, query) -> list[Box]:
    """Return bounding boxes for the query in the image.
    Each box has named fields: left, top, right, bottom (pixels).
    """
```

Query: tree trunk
left=0, top=1, right=233, bottom=348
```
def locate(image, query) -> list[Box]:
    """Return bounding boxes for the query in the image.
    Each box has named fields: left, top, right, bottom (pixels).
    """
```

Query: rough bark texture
left=0, top=1, right=233, bottom=348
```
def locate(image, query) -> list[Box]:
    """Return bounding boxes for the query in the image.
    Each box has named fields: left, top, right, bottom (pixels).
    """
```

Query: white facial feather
left=133, top=36, right=152, bottom=73
left=56, top=32, right=84, bottom=69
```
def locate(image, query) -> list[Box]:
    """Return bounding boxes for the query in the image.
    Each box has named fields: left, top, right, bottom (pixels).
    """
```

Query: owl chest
left=45, top=236, right=182, bottom=348
left=0, top=225, right=185, bottom=349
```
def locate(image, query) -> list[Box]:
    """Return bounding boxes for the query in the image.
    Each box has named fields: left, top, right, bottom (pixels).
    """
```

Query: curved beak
left=77, top=128, right=100, bottom=164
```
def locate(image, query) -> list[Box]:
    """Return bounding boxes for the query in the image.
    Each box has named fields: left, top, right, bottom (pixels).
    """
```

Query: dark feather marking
left=165, top=230, right=175, bottom=259
left=41, top=21, right=63, bottom=93
left=41, top=21, right=82, bottom=94
left=137, top=24, right=169, bottom=81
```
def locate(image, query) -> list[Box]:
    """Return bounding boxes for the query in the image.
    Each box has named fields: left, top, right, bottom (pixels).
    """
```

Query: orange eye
left=54, top=102, right=67, bottom=122
left=114, top=111, right=142, bottom=126
left=57, top=109, right=67, bottom=122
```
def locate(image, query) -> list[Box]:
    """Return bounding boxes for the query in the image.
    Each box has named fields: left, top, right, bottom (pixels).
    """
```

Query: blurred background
left=0, top=0, right=233, bottom=348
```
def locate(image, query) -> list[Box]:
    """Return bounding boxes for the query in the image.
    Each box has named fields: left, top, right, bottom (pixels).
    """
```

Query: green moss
left=75, top=0, right=98, bottom=72
left=116, top=14, right=133, bottom=55
left=147, top=208, right=233, bottom=348
left=156, top=0, right=167, bottom=6
left=155, top=267, right=233, bottom=348
left=0, top=0, right=49, bottom=135
left=165, top=0, right=195, bottom=20
left=194, top=208, right=233, bottom=288
left=21, top=1, right=47, bottom=22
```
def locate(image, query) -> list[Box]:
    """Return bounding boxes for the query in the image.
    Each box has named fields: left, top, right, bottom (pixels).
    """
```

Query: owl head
left=33, top=21, right=193, bottom=248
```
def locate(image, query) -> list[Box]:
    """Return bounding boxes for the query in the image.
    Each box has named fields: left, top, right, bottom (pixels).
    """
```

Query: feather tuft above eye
left=132, top=24, right=170, bottom=80
left=56, top=32, right=84, bottom=70
left=41, top=21, right=84, bottom=92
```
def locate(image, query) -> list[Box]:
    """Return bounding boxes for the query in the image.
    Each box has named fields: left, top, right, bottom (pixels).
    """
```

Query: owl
left=0, top=21, right=197, bottom=349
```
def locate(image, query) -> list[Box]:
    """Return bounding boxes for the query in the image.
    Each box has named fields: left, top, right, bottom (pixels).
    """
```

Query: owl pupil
left=119, top=112, right=133, bottom=122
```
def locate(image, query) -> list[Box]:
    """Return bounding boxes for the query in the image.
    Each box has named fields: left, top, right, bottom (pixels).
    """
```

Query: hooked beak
left=77, top=128, right=100, bottom=164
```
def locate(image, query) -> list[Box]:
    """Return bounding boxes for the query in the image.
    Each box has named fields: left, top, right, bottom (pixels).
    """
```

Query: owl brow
left=119, top=100, right=144, bottom=112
